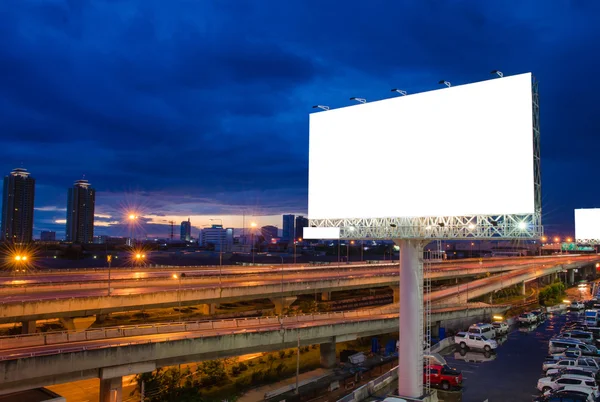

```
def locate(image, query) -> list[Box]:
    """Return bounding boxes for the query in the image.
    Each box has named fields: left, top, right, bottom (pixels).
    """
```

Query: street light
left=349, top=97, right=366, bottom=104
left=13, top=254, right=28, bottom=274
left=294, top=238, right=302, bottom=264
left=391, top=89, right=407, bottom=96
left=250, top=222, right=257, bottom=264
left=348, top=240, right=355, bottom=261
left=490, top=70, right=504, bottom=78
left=128, top=213, right=137, bottom=247
left=438, top=80, right=451, bottom=87
left=173, top=273, right=185, bottom=320
left=312, top=105, right=330, bottom=111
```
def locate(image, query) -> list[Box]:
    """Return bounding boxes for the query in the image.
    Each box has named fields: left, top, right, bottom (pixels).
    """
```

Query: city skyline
left=1, top=2, right=600, bottom=239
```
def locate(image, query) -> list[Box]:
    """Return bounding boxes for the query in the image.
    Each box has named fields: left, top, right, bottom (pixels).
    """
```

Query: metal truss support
left=395, top=239, right=424, bottom=398
left=310, top=213, right=542, bottom=240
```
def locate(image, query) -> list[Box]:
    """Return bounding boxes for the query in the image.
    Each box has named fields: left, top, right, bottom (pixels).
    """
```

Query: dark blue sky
left=1, top=1, right=599, bottom=239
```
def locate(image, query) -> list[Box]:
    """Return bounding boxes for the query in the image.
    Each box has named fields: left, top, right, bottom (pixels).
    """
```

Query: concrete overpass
left=1, top=255, right=597, bottom=330
left=0, top=304, right=507, bottom=399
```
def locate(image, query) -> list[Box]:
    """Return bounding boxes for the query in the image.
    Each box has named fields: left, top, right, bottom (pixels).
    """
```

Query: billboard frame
left=309, top=76, right=542, bottom=241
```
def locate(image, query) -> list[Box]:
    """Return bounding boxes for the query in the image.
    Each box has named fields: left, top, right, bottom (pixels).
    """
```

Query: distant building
left=282, top=214, right=295, bottom=242
left=93, top=235, right=109, bottom=244
left=66, top=179, right=95, bottom=243
left=295, top=216, right=308, bottom=240
left=200, top=225, right=233, bottom=252
left=40, top=231, right=56, bottom=242
left=261, top=225, right=278, bottom=242
left=1, top=168, right=35, bottom=243
left=180, top=218, right=191, bottom=242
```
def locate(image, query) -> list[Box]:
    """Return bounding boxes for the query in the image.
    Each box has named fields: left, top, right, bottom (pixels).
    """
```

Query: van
left=468, top=323, right=496, bottom=339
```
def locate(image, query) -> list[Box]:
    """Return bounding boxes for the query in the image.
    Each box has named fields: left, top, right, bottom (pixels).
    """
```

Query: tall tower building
left=295, top=216, right=309, bottom=240
left=282, top=214, right=295, bottom=242
left=180, top=218, right=191, bottom=241
left=1, top=168, right=35, bottom=243
left=66, top=179, right=95, bottom=243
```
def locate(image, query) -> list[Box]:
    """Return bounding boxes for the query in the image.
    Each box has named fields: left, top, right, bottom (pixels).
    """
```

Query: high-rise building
left=261, top=225, right=278, bottom=242
left=295, top=216, right=308, bottom=240
left=66, top=179, right=95, bottom=243
left=40, top=231, right=56, bottom=242
left=1, top=168, right=35, bottom=243
left=282, top=214, right=295, bottom=242
left=200, top=225, right=233, bottom=252
left=180, top=218, right=191, bottom=241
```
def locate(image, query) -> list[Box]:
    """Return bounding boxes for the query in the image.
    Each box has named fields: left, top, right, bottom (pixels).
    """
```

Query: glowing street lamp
left=127, top=213, right=138, bottom=246
left=554, top=237, right=560, bottom=243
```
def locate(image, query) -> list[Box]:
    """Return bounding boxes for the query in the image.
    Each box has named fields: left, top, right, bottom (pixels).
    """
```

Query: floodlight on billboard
left=307, top=72, right=541, bottom=240
left=575, top=208, right=600, bottom=244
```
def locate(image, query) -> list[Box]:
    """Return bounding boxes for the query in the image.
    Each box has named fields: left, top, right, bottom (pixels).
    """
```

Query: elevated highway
left=0, top=304, right=507, bottom=396
left=0, top=255, right=597, bottom=326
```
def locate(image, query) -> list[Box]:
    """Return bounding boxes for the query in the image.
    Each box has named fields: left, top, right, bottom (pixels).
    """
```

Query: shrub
left=238, top=362, right=248, bottom=372
left=279, top=350, right=286, bottom=359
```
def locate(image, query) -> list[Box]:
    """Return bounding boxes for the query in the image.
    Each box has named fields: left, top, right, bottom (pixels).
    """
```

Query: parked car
left=537, top=374, right=599, bottom=396
left=468, top=323, right=496, bottom=339
left=534, top=388, right=595, bottom=402
left=558, top=331, right=595, bottom=345
left=424, top=364, right=462, bottom=390
left=571, top=302, right=586, bottom=310
left=546, top=367, right=597, bottom=379
left=547, top=348, right=583, bottom=361
left=518, top=312, right=536, bottom=324
left=548, top=338, right=595, bottom=354
left=491, top=321, right=509, bottom=336
left=532, top=309, right=547, bottom=321
left=542, top=358, right=599, bottom=374
left=454, top=332, right=498, bottom=352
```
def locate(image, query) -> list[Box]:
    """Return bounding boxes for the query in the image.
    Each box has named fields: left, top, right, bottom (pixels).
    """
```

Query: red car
left=424, top=364, right=463, bottom=390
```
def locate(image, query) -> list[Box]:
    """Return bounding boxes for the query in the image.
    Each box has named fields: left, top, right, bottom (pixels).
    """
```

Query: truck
left=424, top=364, right=463, bottom=390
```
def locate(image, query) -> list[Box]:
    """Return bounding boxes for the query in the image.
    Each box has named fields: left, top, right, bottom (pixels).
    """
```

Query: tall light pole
left=209, top=218, right=223, bottom=287
left=128, top=214, right=137, bottom=247
left=294, top=238, right=302, bottom=264
left=107, top=254, right=112, bottom=295
left=250, top=222, right=257, bottom=264
left=173, top=273, right=183, bottom=321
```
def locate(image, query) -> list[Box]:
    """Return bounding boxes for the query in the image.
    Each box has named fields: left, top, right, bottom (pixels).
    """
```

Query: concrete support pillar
left=396, top=239, right=423, bottom=398
left=200, top=303, right=216, bottom=315
left=60, top=316, right=96, bottom=331
left=569, top=269, right=575, bottom=285
left=271, top=296, right=297, bottom=315
left=99, top=377, right=122, bottom=402
left=390, top=286, right=400, bottom=304
left=321, top=291, right=331, bottom=301
left=521, top=281, right=526, bottom=296
left=320, top=340, right=337, bottom=368
left=96, top=314, right=109, bottom=324
left=21, top=320, right=36, bottom=334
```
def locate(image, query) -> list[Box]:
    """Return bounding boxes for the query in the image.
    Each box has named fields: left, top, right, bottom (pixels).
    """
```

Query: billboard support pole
left=396, top=239, right=424, bottom=398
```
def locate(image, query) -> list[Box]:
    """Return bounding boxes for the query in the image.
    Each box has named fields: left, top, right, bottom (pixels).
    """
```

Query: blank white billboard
left=303, top=227, right=340, bottom=239
left=575, top=209, right=600, bottom=241
left=309, top=73, right=535, bottom=219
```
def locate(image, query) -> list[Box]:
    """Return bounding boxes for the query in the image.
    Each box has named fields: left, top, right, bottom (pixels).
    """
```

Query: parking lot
left=439, top=311, right=573, bottom=401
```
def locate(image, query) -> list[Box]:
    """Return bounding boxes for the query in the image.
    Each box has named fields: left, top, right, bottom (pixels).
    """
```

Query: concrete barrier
left=85, top=330, right=106, bottom=340
left=67, top=332, right=87, bottom=342
left=44, top=333, right=68, bottom=345
left=212, top=320, right=237, bottom=329
left=0, top=336, right=45, bottom=350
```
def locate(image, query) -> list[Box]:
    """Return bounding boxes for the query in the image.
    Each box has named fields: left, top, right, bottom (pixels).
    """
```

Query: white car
left=518, top=312, right=536, bottom=324
left=547, top=348, right=583, bottom=360
left=491, top=321, right=509, bottom=336
left=571, top=301, right=586, bottom=310
left=544, top=385, right=597, bottom=401
left=537, top=374, right=600, bottom=396
left=454, top=332, right=497, bottom=352
left=542, top=358, right=600, bottom=373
